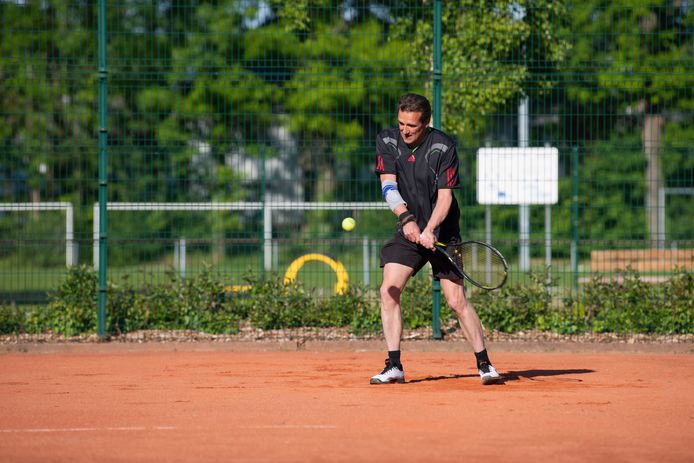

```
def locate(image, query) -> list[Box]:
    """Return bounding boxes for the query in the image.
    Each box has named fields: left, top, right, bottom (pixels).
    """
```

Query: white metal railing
left=0, top=202, right=76, bottom=267
left=92, top=202, right=388, bottom=270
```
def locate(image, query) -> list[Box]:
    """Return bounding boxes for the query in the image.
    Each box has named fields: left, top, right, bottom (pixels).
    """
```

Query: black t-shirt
left=375, top=127, right=461, bottom=241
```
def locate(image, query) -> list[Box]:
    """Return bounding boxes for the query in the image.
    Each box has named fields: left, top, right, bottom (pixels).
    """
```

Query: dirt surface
left=1, top=345, right=692, bottom=462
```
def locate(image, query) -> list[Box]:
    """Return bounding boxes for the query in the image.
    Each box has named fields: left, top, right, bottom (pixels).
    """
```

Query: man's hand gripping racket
left=435, top=241, right=509, bottom=290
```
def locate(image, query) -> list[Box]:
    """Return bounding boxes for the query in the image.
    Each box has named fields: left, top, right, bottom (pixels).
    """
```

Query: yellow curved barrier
left=224, top=284, right=252, bottom=293
left=283, top=253, right=349, bottom=295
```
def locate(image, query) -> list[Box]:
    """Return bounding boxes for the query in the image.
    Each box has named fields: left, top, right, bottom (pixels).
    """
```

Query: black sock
left=474, top=349, right=491, bottom=369
left=388, top=350, right=401, bottom=368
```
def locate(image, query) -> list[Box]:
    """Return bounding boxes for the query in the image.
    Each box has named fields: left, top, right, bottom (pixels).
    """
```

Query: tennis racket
left=435, top=240, right=508, bottom=290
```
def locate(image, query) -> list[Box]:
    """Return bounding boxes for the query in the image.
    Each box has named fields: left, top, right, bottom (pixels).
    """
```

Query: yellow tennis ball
left=342, top=217, right=356, bottom=231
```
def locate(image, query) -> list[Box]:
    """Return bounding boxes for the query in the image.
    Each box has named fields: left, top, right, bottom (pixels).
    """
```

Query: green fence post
left=431, top=0, right=443, bottom=340
left=432, top=278, right=442, bottom=339
left=97, top=0, right=108, bottom=338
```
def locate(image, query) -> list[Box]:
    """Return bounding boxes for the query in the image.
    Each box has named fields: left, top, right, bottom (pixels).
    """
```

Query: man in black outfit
left=371, top=93, right=501, bottom=385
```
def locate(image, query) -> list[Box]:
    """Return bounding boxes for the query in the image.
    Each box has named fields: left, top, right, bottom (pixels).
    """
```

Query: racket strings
left=448, top=249, right=466, bottom=275
left=451, top=244, right=507, bottom=288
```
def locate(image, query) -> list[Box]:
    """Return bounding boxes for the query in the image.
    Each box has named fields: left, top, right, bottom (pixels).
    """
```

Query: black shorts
left=380, top=232, right=462, bottom=280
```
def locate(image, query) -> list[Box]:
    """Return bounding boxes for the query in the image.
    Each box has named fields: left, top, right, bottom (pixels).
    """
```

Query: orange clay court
left=0, top=343, right=692, bottom=463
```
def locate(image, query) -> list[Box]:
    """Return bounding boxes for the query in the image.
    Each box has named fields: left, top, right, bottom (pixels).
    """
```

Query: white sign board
left=477, top=147, right=558, bottom=205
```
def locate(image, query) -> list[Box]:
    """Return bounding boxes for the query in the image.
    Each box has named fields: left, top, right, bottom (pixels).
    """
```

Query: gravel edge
left=2, top=328, right=692, bottom=354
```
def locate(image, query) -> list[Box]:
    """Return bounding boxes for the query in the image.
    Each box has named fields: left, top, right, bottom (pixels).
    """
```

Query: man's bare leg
left=440, top=278, right=485, bottom=351
left=379, top=263, right=413, bottom=351
left=440, top=278, right=501, bottom=384
left=370, top=263, right=413, bottom=384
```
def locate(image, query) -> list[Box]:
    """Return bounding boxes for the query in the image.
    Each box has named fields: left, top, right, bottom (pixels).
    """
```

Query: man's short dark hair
left=398, top=93, right=431, bottom=124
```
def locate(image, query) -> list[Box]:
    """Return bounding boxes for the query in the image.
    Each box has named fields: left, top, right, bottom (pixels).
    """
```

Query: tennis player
left=371, top=93, right=501, bottom=385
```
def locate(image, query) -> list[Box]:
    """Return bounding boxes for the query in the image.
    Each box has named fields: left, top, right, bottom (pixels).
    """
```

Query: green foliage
left=567, top=1, right=694, bottom=109
left=124, top=267, right=240, bottom=334
left=1, top=2, right=693, bottom=337
left=324, top=284, right=379, bottom=330
left=241, top=275, right=381, bottom=332
left=564, top=1, right=694, bottom=243
left=2, top=1, right=693, bottom=271
left=567, top=269, right=694, bottom=334
left=242, top=274, right=316, bottom=329
left=400, top=276, right=441, bottom=330
left=347, top=289, right=383, bottom=336
left=0, top=304, right=23, bottom=334
left=1, top=266, right=692, bottom=336
left=472, top=272, right=553, bottom=332
left=564, top=134, right=647, bottom=244
left=29, top=265, right=240, bottom=336
left=662, top=272, right=694, bottom=333
left=45, top=265, right=99, bottom=336
left=391, top=0, right=570, bottom=139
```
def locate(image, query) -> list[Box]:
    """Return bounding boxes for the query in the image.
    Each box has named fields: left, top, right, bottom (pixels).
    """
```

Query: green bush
left=45, top=265, right=99, bottom=336
left=662, top=272, right=694, bottom=333
left=567, top=269, right=694, bottom=334
left=400, top=276, right=442, bottom=329
left=471, top=272, right=553, bottom=332
left=1, top=266, right=691, bottom=337
left=128, top=267, right=240, bottom=334
left=324, top=284, right=379, bottom=330
left=0, top=304, right=24, bottom=333
left=346, top=275, right=448, bottom=335
left=346, top=288, right=382, bottom=335
left=105, top=276, right=140, bottom=334
left=242, top=274, right=317, bottom=330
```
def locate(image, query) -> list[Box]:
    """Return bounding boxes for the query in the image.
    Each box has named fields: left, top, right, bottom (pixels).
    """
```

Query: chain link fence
left=1, top=1, right=692, bottom=337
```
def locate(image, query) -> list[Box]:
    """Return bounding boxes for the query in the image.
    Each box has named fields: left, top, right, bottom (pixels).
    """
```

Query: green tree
left=0, top=0, right=97, bottom=206
left=566, top=1, right=694, bottom=246
left=283, top=16, right=413, bottom=204
left=388, top=0, right=570, bottom=142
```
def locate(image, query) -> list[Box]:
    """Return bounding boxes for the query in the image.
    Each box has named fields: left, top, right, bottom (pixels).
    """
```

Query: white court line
left=0, top=424, right=336, bottom=434
left=0, top=426, right=176, bottom=433
left=239, top=425, right=337, bottom=429
left=0, top=425, right=335, bottom=433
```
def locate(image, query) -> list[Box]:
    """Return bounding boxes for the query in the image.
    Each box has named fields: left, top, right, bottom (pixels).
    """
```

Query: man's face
left=398, top=110, right=429, bottom=147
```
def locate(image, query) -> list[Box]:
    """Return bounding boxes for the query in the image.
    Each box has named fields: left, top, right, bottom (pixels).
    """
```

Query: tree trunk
left=643, top=114, right=664, bottom=248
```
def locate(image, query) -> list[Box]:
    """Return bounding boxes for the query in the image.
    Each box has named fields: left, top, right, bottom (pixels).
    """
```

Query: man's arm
left=380, top=173, right=420, bottom=243
left=419, top=188, right=453, bottom=250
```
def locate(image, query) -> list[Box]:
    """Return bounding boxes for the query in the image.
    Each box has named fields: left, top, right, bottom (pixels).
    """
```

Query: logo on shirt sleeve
left=446, top=167, right=455, bottom=186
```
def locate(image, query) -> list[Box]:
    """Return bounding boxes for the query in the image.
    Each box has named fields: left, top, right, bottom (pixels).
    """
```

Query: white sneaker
left=478, top=363, right=501, bottom=385
left=370, top=360, right=405, bottom=384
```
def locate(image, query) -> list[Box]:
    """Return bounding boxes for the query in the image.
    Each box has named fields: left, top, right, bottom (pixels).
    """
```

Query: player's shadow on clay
left=407, top=373, right=478, bottom=383
left=501, top=368, right=594, bottom=384
left=407, top=369, right=594, bottom=385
